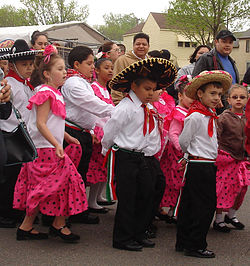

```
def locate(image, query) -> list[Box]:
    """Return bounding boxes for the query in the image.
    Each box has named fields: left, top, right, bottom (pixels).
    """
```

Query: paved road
left=0, top=191, right=249, bottom=266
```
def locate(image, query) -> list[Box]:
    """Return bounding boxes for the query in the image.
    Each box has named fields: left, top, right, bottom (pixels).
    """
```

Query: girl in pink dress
left=86, top=58, right=115, bottom=212
left=213, top=84, right=250, bottom=233
left=160, top=75, right=193, bottom=221
left=13, top=46, right=88, bottom=242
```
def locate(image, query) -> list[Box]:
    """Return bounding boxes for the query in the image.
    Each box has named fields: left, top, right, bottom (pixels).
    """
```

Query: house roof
left=124, top=12, right=178, bottom=35
left=237, top=28, right=250, bottom=39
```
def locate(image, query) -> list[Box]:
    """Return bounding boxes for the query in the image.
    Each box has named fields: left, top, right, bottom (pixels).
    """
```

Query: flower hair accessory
left=43, top=45, right=58, bottom=64
left=179, top=75, right=192, bottom=83
left=95, top=51, right=107, bottom=60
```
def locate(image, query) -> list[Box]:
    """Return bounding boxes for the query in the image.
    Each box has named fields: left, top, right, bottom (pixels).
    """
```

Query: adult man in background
left=111, top=33, right=149, bottom=105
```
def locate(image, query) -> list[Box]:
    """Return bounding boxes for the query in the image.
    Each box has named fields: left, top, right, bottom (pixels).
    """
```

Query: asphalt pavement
left=0, top=190, right=249, bottom=266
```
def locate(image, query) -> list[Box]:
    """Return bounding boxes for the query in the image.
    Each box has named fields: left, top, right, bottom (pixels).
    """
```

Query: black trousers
left=176, top=162, right=217, bottom=250
left=145, top=156, right=166, bottom=223
left=113, top=150, right=154, bottom=245
left=64, top=127, right=92, bottom=184
left=0, top=164, right=23, bottom=219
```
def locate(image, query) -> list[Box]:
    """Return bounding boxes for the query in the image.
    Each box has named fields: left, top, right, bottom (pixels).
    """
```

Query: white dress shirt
left=0, top=77, right=34, bottom=132
left=61, top=76, right=114, bottom=130
left=179, top=112, right=218, bottom=159
left=102, top=90, right=161, bottom=156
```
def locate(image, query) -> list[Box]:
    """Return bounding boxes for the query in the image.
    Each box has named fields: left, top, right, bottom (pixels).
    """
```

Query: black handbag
left=2, top=105, right=38, bottom=166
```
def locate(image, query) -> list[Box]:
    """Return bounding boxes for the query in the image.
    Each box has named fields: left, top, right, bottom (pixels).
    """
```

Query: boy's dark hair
left=198, top=81, right=222, bottom=92
left=68, top=46, right=93, bottom=68
left=133, top=76, right=157, bottom=87
left=148, top=50, right=162, bottom=58
left=160, top=49, right=171, bottom=60
left=133, top=33, right=149, bottom=44
left=30, top=31, right=48, bottom=46
left=189, top=45, right=211, bottom=63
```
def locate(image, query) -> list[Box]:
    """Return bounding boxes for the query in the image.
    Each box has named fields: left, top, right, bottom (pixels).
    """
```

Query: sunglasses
left=230, top=95, right=247, bottom=100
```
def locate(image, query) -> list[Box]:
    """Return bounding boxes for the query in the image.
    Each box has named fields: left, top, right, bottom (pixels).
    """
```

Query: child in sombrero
left=101, top=58, right=177, bottom=251
left=176, top=70, right=232, bottom=258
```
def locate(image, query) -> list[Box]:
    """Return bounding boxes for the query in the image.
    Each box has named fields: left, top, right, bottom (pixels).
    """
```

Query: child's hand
left=55, top=145, right=64, bottom=159
left=92, top=134, right=100, bottom=144
left=65, top=135, right=80, bottom=145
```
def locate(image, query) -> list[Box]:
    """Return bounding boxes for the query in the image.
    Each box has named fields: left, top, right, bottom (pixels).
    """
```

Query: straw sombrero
left=185, top=70, right=232, bottom=99
left=109, top=58, right=177, bottom=92
left=0, top=39, right=42, bottom=62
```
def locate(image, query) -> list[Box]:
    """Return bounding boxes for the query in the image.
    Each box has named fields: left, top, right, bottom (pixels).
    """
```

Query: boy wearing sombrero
left=0, top=40, right=40, bottom=228
left=102, top=58, right=177, bottom=251
left=176, top=70, right=232, bottom=258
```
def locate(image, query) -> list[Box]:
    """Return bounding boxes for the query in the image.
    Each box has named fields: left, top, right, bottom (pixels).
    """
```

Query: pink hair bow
left=43, top=45, right=58, bottom=64
left=179, top=75, right=192, bottom=82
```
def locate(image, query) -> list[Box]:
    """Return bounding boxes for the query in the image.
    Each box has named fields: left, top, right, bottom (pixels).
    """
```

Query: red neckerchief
left=6, top=69, right=34, bottom=91
left=66, top=69, right=91, bottom=82
left=126, top=94, right=162, bottom=136
left=186, top=100, right=218, bottom=137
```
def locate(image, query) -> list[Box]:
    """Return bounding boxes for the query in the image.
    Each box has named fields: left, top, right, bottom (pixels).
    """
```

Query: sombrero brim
left=185, top=70, right=232, bottom=100
left=0, top=50, right=42, bottom=61
left=109, top=58, right=177, bottom=92
left=0, top=48, right=11, bottom=57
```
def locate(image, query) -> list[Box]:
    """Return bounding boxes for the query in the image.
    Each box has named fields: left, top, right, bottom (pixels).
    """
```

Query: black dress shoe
left=137, top=238, right=155, bottom=248
left=49, top=225, right=80, bottom=243
left=88, top=207, right=109, bottom=214
left=16, top=228, right=48, bottom=241
left=113, top=241, right=143, bottom=251
left=185, top=249, right=215, bottom=258
left=213, top=221, right=231, bottom=233
left=224, top=215, right=245, bottom=230
left=145, top=229, right=156, bottom=239
left=0, top=217, right=17, bottom=228
left=69, top=213, right=100, bottom=224
left=97, top=200, right=116, bottom=206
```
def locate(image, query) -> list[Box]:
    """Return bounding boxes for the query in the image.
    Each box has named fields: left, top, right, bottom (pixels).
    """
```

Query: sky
left=4, top=0, right=171, bottom=26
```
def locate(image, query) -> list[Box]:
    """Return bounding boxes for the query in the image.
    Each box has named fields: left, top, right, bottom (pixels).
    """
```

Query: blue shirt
left=217, top=52, right=236, bottom=84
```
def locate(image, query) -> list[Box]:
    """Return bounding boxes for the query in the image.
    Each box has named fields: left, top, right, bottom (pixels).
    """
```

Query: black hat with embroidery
left=109, top=57, right=177, bottom=92
left=0, top=48, right=11, bottom=57
left=0, top=39, right=41, bottom=62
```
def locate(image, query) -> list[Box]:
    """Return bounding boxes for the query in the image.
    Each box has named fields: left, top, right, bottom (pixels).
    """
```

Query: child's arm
left=64, top=132, right=80, bottom=145
left=178, top=114, right=198, bottom=154
left=168, top=119, right=183, bottom=151
left=36, top=99, right=64, bottom=158
left=101, top=106, right=128, bottom=155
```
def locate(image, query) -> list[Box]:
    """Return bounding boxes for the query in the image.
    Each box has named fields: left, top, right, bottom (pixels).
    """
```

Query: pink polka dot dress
left=13, top=85, right=88, bottom=216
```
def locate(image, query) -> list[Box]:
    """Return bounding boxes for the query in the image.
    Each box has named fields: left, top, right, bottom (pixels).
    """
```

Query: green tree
left=20, top=0, right=89, bottom=25
left=166, top=0, right=250, bottom=45
left=0, top=5, right=31, bottom=27
left=95, top=13, right=143, bottom=41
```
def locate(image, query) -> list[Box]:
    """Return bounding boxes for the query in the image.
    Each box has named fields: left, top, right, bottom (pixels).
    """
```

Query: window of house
left=246, top=40, right=250, bottom=53
left=178, top=42, right=183, bottom=47
left=185, top=42, right=190, bottom=47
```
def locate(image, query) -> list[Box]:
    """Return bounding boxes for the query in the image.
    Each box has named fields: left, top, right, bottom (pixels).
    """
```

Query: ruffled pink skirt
left=13, top=144, right=88, bottom=216
left=86, top=143, right=107, bottom=185
left=216, top=149, right=250, bottom=209
left=160, top=142, right=184, bottom=208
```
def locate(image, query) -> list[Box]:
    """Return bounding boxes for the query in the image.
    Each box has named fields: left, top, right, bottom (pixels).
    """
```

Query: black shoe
left=49, top=225, right=80, bottom=243
left=88, top=207, right=109, bottom=214
left=155, top=211, right=170, bottom=221
left=224, top=215, right=245, bottom=230
left=137, top=238, right=155, bottom=248
left=185, top=249, right=215, bottom=258
left=97, top=200, right=116, bottom=206
left=0, top=217, right=17, bottom=228
left=16, top=228, right=48, bottom=241
left=148, top=223, right=157, bottom=233
left=113, top=241, right=143, bottom=251
left=69, top=213, right=100, bottom=224
left=213, top=221, right=231, bottom=233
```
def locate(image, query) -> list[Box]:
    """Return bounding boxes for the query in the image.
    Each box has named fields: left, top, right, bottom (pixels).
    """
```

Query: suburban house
left=231, top=28, right=250, bottom=79
left=123, top=12, right=250, bottom=79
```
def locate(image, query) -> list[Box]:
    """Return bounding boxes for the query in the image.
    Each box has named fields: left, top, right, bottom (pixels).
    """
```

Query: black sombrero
left=109, top=58, right=177, bottom=92
left=0, top=48, right=11, bottom=57
left=0, top=39, right=42, bottom=62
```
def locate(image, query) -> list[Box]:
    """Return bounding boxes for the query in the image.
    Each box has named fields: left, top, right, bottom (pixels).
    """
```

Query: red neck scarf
left=66, top=69, right=91, bottom=83
left=186, top=100, right=218, bottom=137
left=6, top=69, right=34, bottom=91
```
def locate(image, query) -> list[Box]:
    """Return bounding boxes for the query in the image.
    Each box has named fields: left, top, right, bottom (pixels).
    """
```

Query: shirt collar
left=129, top=90, right=143, bottom=108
